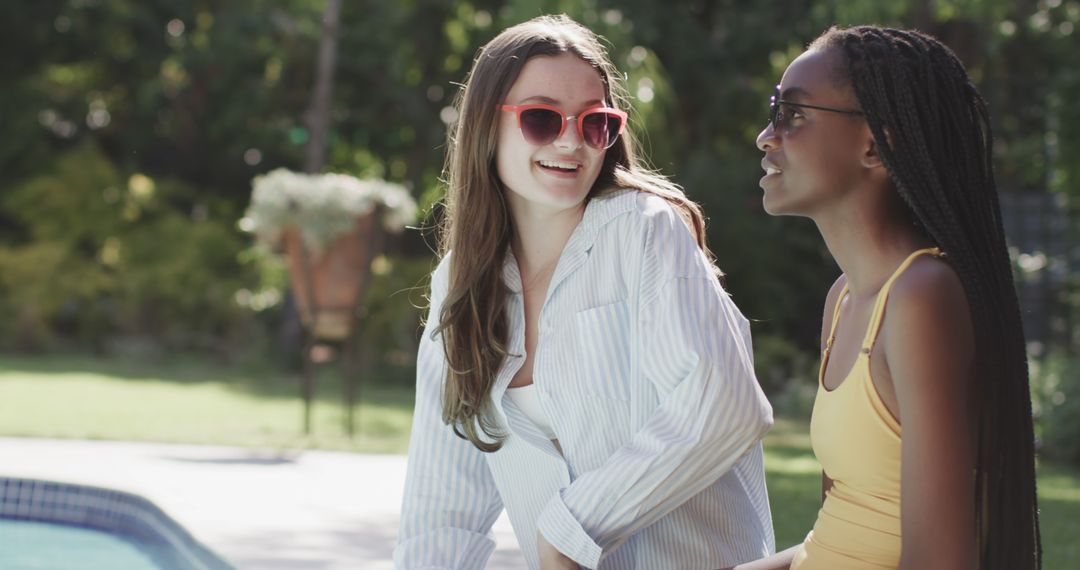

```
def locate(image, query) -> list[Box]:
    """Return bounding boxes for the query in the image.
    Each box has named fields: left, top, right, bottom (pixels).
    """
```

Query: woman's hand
left=715, top=544, right=802, bottom=570
left=537, top=532, right=580, bottom=569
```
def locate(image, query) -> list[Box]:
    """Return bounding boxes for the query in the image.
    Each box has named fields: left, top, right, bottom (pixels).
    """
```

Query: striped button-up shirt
left=395, top=189, right=775, bottom=569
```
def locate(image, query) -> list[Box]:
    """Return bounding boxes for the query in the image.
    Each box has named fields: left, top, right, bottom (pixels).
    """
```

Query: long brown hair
left=810, top=26, right=1041, bottom=568
left=436, top=14, right=713, bottom=451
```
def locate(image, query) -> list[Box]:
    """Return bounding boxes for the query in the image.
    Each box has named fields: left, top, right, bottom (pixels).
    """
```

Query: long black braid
left=810, top=26, right=1042, bottom=569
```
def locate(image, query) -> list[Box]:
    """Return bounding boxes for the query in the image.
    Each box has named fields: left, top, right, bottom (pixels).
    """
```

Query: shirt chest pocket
left=571, top=300, right=632, bottom=401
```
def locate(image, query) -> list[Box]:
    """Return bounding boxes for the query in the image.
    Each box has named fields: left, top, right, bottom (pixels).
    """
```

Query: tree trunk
left=304, top=0, right=343, bottom=173
left=910, top=0, right=936, bottom=31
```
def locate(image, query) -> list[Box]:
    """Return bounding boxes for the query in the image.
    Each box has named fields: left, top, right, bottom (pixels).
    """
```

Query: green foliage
left=3, top=1, right=1078, bottom=398
left=0, top=142, right=122, bottom=348
left=0, top=140, right=257, bottom=352
left=1033, top=353, right=1080, bottom=465
left=753, top=332, right=819, bottom=420
left=4, top=140, right=124, bottom=245
left=116, top=211, right=257, bottom=350
left=0, top=242, right=112, bottom=349
left=356, top=254, right=436, bottom=385
left=753, top=333, right=815, bottom=397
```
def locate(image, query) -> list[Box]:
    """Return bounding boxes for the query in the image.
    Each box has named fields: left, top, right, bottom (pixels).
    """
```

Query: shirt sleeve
left=536, top=197, right=774, bottom=568
left=394, top=256, right=505, bottom=569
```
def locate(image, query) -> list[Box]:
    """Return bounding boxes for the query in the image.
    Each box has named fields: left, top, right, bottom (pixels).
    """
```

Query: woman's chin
left=761, top=190, right=788, bottom=217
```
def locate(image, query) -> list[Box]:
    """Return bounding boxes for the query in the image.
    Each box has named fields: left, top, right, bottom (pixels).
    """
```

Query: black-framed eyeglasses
left=769, top=84, right=864, bottom=132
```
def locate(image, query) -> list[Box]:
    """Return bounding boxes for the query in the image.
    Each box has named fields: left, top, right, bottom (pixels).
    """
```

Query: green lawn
left=762, top=417, right=824, bottom=548
left=0, top=354, right=413, bottom=454
left=0, top=354, right=1076, bottom=566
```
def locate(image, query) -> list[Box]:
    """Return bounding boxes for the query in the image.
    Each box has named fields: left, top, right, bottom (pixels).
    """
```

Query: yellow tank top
left=791, top=247, right=941, bottom=570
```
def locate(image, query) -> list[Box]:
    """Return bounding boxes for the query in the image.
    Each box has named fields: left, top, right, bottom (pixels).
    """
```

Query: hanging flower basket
left=241, top=168, right=417, bottom=340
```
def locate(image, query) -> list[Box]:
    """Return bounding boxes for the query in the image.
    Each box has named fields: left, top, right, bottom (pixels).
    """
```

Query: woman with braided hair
left=732, top=25, right=1041, bottom=569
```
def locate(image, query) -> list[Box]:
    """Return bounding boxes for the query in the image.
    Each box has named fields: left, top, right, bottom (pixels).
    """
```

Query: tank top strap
left=823, top=283, right=850, bottom=356
left=861, top=247, right=943, bottom=352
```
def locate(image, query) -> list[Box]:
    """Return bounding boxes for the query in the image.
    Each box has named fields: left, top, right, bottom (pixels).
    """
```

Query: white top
left=395, top=189, right=775, bottom=570
left=505, top=384, right=558, bottom=440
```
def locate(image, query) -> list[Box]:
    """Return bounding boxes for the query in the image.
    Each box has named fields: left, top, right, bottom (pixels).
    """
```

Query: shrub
left=1033, top=353, right=1080, bottom=465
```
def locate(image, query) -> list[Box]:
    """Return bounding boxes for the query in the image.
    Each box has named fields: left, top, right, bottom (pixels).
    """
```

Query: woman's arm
left=883, top=259, right=977, bottom=570
left=394, top=258, right=506, bottom=569
left=535, top=198, right=774, bottom=568
left=538, top=532, right=581, bottom=569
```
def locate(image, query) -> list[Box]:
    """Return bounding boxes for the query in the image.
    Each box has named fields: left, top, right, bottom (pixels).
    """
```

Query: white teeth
left=766, top=167, right=782, bottom=175
left=539, top=160, right=579, bottom=171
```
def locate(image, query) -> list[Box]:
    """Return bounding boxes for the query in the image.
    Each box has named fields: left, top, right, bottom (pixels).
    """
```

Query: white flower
left=243, top=168, right=418, bottom=253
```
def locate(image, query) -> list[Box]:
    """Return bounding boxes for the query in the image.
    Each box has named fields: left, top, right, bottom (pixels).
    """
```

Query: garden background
left=2, top=0, right=1079, bottom=565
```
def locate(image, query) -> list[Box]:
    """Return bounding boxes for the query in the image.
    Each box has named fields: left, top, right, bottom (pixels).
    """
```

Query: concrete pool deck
left=0, top=437, right=523, bottom=569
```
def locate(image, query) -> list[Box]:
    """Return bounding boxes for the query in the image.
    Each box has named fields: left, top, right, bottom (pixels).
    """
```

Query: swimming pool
left=0, top=477, right=235, bottom=570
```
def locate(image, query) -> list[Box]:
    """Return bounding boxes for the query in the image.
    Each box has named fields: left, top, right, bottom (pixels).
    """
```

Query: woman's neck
left=509, top=199, right=586, bottom=290
left=814, top=198, right=930, bottom=297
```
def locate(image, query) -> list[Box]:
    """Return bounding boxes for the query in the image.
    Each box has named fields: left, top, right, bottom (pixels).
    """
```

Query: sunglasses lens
left=769, top=85, right=782, bottom=130
left=519, top=108, right=563, bottom=145
left=770, top=101, right=789, bottom=131
left=581, top=112, right=622, bottom=149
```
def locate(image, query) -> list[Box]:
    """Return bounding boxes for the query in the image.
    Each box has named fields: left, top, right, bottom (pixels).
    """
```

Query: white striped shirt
left=395, top=189, right=775, bottom=569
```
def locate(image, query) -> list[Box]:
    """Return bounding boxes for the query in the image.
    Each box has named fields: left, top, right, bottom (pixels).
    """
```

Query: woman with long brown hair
left=395, top=14, right=775, bottom=570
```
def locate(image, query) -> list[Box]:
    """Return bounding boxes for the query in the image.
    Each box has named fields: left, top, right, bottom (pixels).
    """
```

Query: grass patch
left=1037, top=463, right=1080, bottom=568
left=763, top=417, right=822, bottom=548
left=0, top=354, right=413, bottom=453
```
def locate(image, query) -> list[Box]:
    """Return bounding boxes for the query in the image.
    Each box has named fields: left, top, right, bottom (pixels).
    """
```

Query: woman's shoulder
left=881, top=253, right=972, bottom=360
left=626, top=188, right=681, bottom=220
left=593, top=186, right=680, bottom=216
left=880, top=253, right=975, bottom=428
left=887, top=253, right=967, bottom=318
left=592, top=188, right=692, bottom=240
left=593, top=188, right=715, bottom=287
left=582, top=188, right=677, bottom=250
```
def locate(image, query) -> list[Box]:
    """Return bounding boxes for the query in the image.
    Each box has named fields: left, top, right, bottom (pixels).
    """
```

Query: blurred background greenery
left=4, top=0, right=1080, bottom=457
left=2, top=0, right=1080, bottom=561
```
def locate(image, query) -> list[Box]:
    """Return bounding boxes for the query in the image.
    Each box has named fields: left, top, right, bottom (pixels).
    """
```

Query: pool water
left=0, top=519, right=161, bottom=569
left=0, top=477, right=234, bottom=570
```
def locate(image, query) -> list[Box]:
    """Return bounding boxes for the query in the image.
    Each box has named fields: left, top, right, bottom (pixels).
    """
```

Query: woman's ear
left=861, top=126, right=892, bottom=169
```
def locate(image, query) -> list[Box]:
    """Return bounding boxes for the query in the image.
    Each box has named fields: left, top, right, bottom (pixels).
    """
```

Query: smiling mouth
left=537, top=159, right=580, bottom=173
